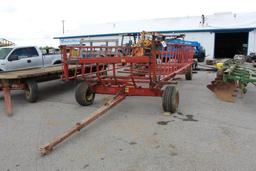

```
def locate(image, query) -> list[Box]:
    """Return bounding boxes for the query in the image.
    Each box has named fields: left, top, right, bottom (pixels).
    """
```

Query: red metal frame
left=0, top=81, right=26, bottom=116
left=61, top=44, right=194, bottom=96
left=40, top=42, right=194, bottom=155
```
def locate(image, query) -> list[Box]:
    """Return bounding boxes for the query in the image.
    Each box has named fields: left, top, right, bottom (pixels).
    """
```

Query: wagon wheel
left=185, top=66, right=193, bottom=80
left=162, top=86, right=179, bottom=113
left=75, top=82, right=95, bottom=106
left=24, top=79, right=39, bottom=103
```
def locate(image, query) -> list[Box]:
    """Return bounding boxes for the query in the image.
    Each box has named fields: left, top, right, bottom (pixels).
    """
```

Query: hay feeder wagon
left=40, top=33, right=194, bottom=155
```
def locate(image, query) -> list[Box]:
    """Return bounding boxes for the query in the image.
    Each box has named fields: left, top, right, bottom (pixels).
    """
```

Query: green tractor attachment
left=207, top=59, right=256, bottom=102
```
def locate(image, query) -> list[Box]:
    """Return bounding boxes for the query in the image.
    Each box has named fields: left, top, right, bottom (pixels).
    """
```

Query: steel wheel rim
left=86, top=90, right=93, bottom=101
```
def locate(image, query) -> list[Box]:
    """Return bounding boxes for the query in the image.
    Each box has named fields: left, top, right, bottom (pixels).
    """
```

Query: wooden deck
left=0, top=65, right=77, bottom=80
left=0, top=65, right=81, bottom=116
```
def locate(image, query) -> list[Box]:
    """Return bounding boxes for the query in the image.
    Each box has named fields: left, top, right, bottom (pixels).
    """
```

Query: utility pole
left=62, top=20, right=65, bottom=34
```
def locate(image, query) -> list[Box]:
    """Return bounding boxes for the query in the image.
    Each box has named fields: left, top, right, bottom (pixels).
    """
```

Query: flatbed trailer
left=0, top=65, right=83, bottom=116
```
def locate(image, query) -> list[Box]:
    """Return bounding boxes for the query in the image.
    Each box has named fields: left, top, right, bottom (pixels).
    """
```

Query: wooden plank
left=0, top=65, right=77, bottom=80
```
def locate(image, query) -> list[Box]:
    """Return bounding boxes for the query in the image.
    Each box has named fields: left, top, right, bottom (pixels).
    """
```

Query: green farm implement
left=207, top=59, right=256, bottom=102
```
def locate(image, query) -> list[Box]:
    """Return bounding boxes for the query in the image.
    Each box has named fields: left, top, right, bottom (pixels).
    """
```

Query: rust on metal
left=2, top=80, right=13, bottom=116
left=40, top=32, right=195, bottom=156
left=0, top=65, right=81, bottom=116
left=207, top=78, right=237, bottom=102
left=207, top=59, right=256, bottom=102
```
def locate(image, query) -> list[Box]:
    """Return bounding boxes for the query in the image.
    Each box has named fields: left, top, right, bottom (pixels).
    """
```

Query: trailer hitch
left=40, top=92, right=126, bottom=156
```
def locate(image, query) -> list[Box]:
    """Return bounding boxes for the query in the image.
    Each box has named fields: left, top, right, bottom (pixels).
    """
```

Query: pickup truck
left=0, top=46, right=62, bottom=71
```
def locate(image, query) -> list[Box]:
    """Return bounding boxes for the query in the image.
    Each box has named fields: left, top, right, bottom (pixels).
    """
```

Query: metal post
left=2, top=81, right=13, bottom=116
left=62, top=46, right=69, bottom=80
left=62, top=20, right=65, bottom=34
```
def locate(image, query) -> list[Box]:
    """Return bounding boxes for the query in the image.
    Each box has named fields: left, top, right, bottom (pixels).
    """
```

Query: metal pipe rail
left=39, top=42, right=194, bottom=155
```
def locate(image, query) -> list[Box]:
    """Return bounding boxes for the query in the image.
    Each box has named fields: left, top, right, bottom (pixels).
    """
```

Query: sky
left=0, top=0, right=255, bottom=47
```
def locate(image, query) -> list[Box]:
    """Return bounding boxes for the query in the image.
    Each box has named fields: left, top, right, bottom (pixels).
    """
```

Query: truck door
left=7, top=47, right=42, bottom=71
left=24, top=47, right=42, bottom=68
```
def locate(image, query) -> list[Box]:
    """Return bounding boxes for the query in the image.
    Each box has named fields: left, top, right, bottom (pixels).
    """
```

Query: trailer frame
left=40, top=35, right=194, bottom=155
left=0, top=65, right=83, bottom=116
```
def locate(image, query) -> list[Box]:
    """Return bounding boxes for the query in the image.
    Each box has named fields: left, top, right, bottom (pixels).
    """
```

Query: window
left=9, top=47, right=39, bottom=60
left=11, top=48, right=28, bottom=59
left=26, top=47, right=39, bottom=57
left=0, top=48, right=13, bottom=59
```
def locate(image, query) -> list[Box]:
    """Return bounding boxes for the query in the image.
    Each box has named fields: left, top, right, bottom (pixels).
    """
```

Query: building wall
left=177, top=32, right=215, bottom=58
left=59, top=29, right=256, bottom=59
left=59, top=32, right=216, bottom=58
left=248, top=29, right=256, bottom=54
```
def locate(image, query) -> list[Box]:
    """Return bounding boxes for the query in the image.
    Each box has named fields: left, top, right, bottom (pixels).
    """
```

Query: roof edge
left=54, top=28, right=256, bottom=39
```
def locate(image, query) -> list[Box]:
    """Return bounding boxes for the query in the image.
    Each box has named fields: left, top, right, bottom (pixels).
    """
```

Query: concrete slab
left=0, top=71, right=256, bottom=171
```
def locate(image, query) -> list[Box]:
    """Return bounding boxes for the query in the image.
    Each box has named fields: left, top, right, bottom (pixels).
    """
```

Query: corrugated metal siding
left=55, top=12, right=256, bottom=39
left=174, top=32, right=215, bottom=58
left=56, top=12, right=256, bottom=58
left=59, top=32, right=216, bottom=58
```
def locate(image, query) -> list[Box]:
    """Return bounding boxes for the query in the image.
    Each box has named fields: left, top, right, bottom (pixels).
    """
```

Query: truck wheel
left=75, top=82, right=95, bottom=106
left=24, top=79, right=39, bottom=103
left=197, top=51, right=205, bottom=62
left=197, top=57, right=204, bottom=62
left=185, top=66, right=193, bottom=80
left=162, top=86, right=179, bottom=113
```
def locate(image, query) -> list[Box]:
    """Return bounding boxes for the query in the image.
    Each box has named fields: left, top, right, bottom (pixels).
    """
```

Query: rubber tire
left=24, top=79, right=39, bottom=103
left=75, top=82, right=95, bottom=106
left=197, top=50, right=205, bottom=62
left=162, top=86, right=179, bottom=113
left=185, top=66, right=193, bottom=80
left=197, top=56, right=205, bottom=62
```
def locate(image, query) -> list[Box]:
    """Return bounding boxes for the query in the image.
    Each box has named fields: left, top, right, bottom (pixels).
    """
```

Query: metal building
left=54, top=12, right=256, bottom=59
left=0, top=38, right=15, bottom=47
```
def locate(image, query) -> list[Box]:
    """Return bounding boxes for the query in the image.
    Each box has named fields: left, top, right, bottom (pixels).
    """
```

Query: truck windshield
left=0, top=48, right=13, bottom=59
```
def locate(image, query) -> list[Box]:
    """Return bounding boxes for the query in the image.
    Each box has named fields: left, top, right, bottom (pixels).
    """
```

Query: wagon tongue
left=207, top=76, right=237, bottom=102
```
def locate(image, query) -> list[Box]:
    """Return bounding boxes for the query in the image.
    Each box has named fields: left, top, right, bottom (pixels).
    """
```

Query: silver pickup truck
left=0, top=46, right=62, bottom=71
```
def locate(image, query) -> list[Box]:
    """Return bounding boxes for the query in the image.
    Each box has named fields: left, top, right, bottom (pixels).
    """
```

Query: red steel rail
left=61, top=44, right=194, bottom=96
left=40, top=43, right=194, bottom=155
